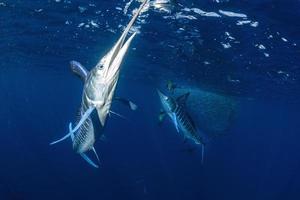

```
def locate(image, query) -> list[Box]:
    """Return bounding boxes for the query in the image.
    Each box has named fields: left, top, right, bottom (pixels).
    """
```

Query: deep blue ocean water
left=0, top=0, right=300, bottom=199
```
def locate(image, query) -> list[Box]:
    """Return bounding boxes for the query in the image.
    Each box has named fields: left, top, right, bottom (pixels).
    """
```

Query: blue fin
left=70, top=60, right=88, bottom=81
left=50, top=124, right=72, bottom=145
left=49, top=132, right=71, bottom=145
left=80, top=153, right=99, bottom=168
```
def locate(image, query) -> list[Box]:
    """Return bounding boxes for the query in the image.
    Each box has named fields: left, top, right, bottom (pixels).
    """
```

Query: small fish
left=157, top=89, right=206, bottom=163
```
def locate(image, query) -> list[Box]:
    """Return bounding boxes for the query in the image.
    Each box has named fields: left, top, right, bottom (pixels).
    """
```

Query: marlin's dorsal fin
left=70, top=60, right=89, bottom=81
left=176, top=92, right=190, bottom=105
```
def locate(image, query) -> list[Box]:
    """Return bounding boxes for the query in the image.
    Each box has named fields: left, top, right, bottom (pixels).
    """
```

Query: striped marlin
left=50, top=0, right=148, bottom=168
left=157, top=90, right=206, bottom=163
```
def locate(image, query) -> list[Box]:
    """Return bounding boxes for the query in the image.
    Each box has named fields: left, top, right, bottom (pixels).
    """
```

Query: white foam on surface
left=236, top=20, right=251, bottom=25
left=225, top=32, right=235, bottom=40
left=152, top=0, right=172, bottom=13
left=227, top=75, right=241, bottom=83
left=34, top=9, right=43, bottom=13
left=221, top=42, right=231, bottom=49
left=250, top=21, right=259, bottom=27
left=123, top=0, right=134, bottom=15
left=90, top=20, right=99, bottom=28
left=256, top=44, right=266, bottom=50
left=78, top=6, right=87, bottom=13
left=191, top=8, right=221, bottom=17
left=219, top=10, right=247, bottom=18
left=175, top=12, right=197, bottom=20
left=78, top=23, right=85, bottom=28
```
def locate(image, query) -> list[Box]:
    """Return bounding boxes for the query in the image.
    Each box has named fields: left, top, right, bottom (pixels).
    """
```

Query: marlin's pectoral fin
left=114, top=97, right=138, bottom=110
left=158, top=110, right=166, bottom=124
left=70, top=60, right=89, bottom=81
left=172, top=113, right=180, bottom=133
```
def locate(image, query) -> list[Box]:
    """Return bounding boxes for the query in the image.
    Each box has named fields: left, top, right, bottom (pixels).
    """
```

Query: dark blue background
left=0, top=0, right=300, bottom=199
